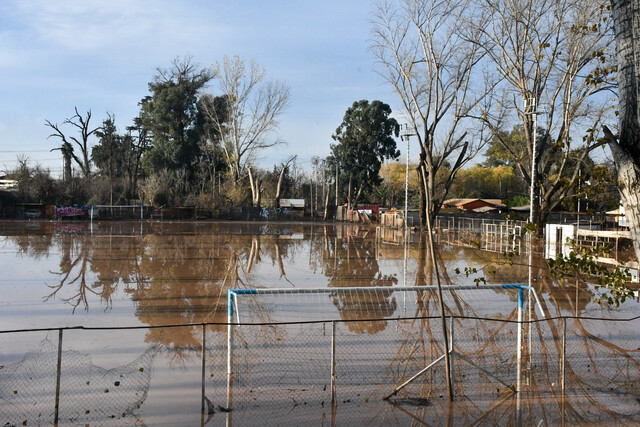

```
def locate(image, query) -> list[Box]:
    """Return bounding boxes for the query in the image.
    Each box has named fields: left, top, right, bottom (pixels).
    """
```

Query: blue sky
left=0, top=0, right=416, bottom=176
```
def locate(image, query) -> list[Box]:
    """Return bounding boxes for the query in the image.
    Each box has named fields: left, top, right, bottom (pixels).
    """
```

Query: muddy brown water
left=0, top=220, right=638, bottom=426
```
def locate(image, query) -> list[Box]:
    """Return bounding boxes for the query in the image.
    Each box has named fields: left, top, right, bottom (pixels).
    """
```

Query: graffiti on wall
left=55, top=206, right=88, bottom=218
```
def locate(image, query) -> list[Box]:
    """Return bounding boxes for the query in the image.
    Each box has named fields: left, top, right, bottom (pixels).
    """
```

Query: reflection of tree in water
left=130, top=232, right=246, bottom=362
left=421, top=235, right=640, bottom=424
left=522, top=242, right=640, bottom=425
left=5, top=221, right=55, bottom=259
left=46, top=233, right=128, bottom=313
left=128, top=223, right=308, bottom=363
left=324, top=230, right=397, bottom=334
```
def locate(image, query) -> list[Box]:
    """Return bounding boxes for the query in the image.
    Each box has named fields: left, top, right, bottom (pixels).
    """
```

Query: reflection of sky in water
left=1, top=221, right=639, bottom=426
left=0, top=221, right=638, bottom=333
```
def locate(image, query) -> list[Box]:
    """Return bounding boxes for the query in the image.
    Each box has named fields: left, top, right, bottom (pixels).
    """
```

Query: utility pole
left=400, top=124, right=416, bottom=230
left=525, top=98, right=546, bottom=225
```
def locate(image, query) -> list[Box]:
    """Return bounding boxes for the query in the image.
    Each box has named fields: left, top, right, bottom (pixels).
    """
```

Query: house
left=441, top=198, right=506, bottom=214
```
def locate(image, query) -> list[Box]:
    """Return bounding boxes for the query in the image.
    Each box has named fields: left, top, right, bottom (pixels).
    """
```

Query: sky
left=0, top=0, right=419, bottom=176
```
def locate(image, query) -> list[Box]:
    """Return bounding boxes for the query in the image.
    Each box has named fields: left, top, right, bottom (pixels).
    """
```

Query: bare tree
left=467, top=0, right=615, bottom=234
left=371, top=0, right=488, bottom=225
left=203, top=55, right=291, bottom=182
left=46, top=107, right=100, bottom=179
left=247, top=166, right=263, bottom=207
left=275, top=155, right=297, bottom=208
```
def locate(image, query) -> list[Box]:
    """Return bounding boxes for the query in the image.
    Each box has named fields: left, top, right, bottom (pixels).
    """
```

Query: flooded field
left=0, top=220, right=638, bottom=425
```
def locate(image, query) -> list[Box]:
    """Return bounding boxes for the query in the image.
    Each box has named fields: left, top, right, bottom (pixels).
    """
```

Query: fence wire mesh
left=0, top=334, right=154, bottom=425
left=1, top=316, right=638, bottom=426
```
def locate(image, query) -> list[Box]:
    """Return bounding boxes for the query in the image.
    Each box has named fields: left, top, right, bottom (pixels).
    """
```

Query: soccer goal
left=225, top=284, right=545, bottom=415
left=89, top=204, right=145, bottom=221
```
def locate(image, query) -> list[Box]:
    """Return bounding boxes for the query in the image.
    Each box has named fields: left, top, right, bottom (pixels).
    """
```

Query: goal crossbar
left=227, top=284, right=545, bottom=319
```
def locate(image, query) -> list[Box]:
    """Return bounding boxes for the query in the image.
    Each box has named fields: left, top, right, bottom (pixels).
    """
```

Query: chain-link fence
left=1, top=315, right=638, bottom=426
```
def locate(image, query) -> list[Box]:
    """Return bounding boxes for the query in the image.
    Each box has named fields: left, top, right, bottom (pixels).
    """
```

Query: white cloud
left=11, top=0, right=224, bottom=54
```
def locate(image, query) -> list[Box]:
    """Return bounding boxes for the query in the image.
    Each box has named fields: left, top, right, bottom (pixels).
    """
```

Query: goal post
left=225, top=284, right=545, bottom=409
left=90, top=204, right=145, bottom=221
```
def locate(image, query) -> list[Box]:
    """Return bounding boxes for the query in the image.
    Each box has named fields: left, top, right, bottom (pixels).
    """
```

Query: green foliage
left=548, top=239, right=634, bottom=308
left=92, top=115, right=126, bottom=180
left=331, top=100, right=400, bottom=207
left=9, top=157, right=57, bottom=204
left=454, top=266, right=488, bottom=286
left=139, top=57, right=212, bottom=175
left=506, top=195, right=529, bottom=207
left=450, top=164, right=520, bottom=200
left=378, top=162, right=420, bottom=207
left=483, top=126, right=529, bottom=168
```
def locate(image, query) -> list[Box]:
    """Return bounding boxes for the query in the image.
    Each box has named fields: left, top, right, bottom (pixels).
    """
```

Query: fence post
left=517, top=288, right=524, bottom=393
left=201, top=324, right=206, bottom=413
left=54, top=328, right=63, bottom=424
left=561, top=317, right=566, bottom=393
left=227, top=293, right=234, bottom=414
left=449, top=316, right=455, bottom=390
left=331, top=321, right=336, bottom=405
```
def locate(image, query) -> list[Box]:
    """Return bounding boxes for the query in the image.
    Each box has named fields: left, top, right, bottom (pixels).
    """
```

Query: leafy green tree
left=450, top=165, right=520, bottom=200
left=140, top=57, right=212, bottom=176
left=92, top=114, right=126, bottom=180
left=8, top=156, right=56, bottom=203
left=378, top=162, right=420, bottom=208
left=483, top=126, right=530, bottom=168
left=331, top=100, right=400, bottom=209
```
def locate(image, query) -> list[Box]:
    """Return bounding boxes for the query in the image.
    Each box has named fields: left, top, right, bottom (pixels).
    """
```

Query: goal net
left=224, top=284, right=546, bottom=423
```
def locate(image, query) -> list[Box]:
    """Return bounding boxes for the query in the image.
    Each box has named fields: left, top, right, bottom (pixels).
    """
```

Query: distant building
left=279, top=199, right=305, bottom=210
left=606, top=205, right=629, bottom=228
left=0, top=175, right=18, bottom=191
left=441, top=198, right=506, bottom=214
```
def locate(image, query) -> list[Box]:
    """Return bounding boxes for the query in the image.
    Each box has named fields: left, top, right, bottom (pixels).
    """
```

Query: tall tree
left=92, top=114, right=125, bottom=204
left=203, top=55, right=291, bottom=182
left=331, top=100, right=400, bottom=209
left=139, top=57, right=212, bottom=175
left=467, top=0, right=615, bottom=235
left=92, top=114, right=125, bottom=181
left=606, top=0, right=640, bottom=262
left=123, top=116, right=152, bottom=200
left=372, top=0, right=488, bottom=225
left=46, top=107, right=100, bottom=179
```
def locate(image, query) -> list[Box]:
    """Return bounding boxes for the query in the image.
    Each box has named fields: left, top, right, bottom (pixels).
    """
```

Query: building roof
left=442, top=198, right=506, bottom=208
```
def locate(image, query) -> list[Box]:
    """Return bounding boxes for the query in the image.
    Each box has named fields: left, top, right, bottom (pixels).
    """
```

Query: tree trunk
left=247, top=166, right=262, bottom=208
left=418, top=160, right=427, bottom=227
left=63, top=151, right=72, bottom=183
left=274, top=166, right=286, bottom=209
left=347, top=174, right=353, bottom=211
left=323, top=185, right=330, bottom=220
left=610, top=0, right=640, bottom=262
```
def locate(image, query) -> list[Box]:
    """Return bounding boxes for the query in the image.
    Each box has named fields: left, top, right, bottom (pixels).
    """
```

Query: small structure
left=441, top=198, right=506, bottom=214
left=545, top=222, right=638, bottom=281
left=0, top=175, right=18, bottom=191
left=606, top=206, right=629, bottom=228
left=279, top=199, right=305, bottom=210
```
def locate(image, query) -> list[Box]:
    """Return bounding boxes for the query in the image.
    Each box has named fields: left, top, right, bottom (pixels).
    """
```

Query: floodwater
left=0, top=220, right=638, bottom=426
